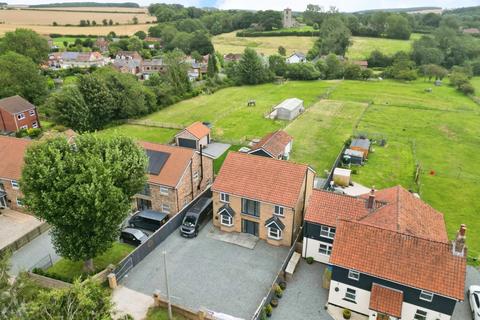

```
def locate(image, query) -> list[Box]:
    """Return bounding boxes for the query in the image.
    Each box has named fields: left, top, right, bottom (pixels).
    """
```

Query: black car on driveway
left=129, top=210, right=169, bottom=232
left=180, top=197, right=213, bottom=238
left=120, top=228, right=149, bottom=246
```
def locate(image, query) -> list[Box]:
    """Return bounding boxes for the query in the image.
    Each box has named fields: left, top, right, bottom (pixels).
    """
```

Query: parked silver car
left=469, top=285, right=480, bottom=320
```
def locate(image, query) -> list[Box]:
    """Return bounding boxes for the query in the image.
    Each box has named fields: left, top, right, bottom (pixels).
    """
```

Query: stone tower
left=283, top=8, right=293, bottom=28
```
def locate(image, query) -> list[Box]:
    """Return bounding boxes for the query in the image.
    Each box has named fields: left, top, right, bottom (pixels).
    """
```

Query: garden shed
left=175, top=122, right=210, bottom=150
left=350, top=138, right=371, bottom=159
left=343, top=148, right=364, bottom=165
left=273, top=98, right=304, bottom=121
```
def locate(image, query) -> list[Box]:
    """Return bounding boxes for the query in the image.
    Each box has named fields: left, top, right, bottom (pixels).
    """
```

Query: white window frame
left=193, top=171, right=199, bottom=181
left=345, top=288, right=356, bottom=302
left=11, top=180, right=19, bottom=190
left=20, top=125, right=28, bottom=130
left=221, top=215, right=233, bottom=226
left=267, top=227, right=282, bottom=240
left=414, top=309, right=427, bottom=320
left=274, top=205, right=284, bottom=216
left=32, top=121, right=38, bottom=129
left=16, top=198, right=23, bottom=207
left=17, top=113, right=25, bottom=120
left=319, top=243, right=332, bottom=256
left=220, top=192, right=229, bottom=203
left=419, top=290, right=434, bottom=302
left=320, top=225, right=336, bottom=239
left=160, top=186, right=169, bottom=196
left=162, top=203, right=170, bottom=214
left=348, top=270, right=360, bottom=281
left=29, top=109, right=35, bottom=116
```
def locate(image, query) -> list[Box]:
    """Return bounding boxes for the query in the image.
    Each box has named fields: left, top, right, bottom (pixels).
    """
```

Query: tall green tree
left=314, top=16, right=351, bottom=56
left=237, top=48, right=271, bottom=85
left=207, top=53, right=218, bottom=78
left=21, top=135, right=147, bottom=272
left=385, top=15, right=411, bottom=40
left=0, top=52, right=48, bottom=104
left=160, top=49, right=192, bottom=96
left=0, top=29, right=49, bottom=64
left=268, top=54, right=288, bottom=77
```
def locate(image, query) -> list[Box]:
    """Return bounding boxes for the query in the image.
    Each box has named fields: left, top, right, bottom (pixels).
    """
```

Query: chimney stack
left=452, top=224, right=467, bottom=257
left=367, top=187, right=376, bottom=209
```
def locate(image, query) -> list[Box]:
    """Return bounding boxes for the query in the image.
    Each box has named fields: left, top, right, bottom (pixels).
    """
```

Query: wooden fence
left=125, top=119, right=185, bottom=130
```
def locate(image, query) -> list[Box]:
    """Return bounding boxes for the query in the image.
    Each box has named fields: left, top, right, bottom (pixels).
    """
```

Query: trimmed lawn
left=46, top=242, right=133, bottom=282
left=96, top=124, right=178, bottom=144
left=346, top=33, right=421, bottom=60
left=146, top=307, right=187, bottom=320
left=472, top=77, right=480, bottom=96
left=285, top=99, right=368, bottom=173
left=144, top=81, right=335, bottom=142
left=52, top=36, right=89, bottom=48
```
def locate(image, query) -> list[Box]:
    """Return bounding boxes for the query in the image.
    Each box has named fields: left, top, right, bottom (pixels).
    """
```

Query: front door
left=242, top=219, right=259, bottom=236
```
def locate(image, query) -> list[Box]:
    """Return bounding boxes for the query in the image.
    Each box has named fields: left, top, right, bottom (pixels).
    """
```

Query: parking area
left=452, top=266, right=480, bottom=320
left=272, top=260, right=333, bottom=320
left=0, top=208, right=44, bottom=250
left=121, top=220, right=289, bottom=319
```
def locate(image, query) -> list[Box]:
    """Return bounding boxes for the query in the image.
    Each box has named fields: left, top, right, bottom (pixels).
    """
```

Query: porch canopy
left=369, top=283, right=403, bottom=318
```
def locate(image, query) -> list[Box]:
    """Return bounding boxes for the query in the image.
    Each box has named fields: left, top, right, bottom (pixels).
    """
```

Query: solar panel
left=146, top=150, right=170, bottom=175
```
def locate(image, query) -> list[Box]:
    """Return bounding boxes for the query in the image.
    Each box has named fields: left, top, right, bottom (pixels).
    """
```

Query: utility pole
left=163, top=251, right=173, bottom=320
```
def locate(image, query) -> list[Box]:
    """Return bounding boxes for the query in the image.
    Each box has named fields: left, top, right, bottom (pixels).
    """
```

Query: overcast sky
left=6, top=0, right=479, bottom=12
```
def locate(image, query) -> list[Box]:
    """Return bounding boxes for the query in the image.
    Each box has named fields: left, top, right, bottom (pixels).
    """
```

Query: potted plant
left=270, top=298, right=278, bottom=308
left=264, top=304, right=273, bottom=317
left=279, top=280, right=287, bottom=290
left=274, top=284, right=283, bottom=298
left=306, top=256, right=314, bottom=264
left=343, top=308, right=351, bottom=319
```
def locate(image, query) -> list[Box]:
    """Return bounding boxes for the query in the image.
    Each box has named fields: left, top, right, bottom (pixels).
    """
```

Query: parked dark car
left=129, top=210, right=169, bottom=232
left=120, top=228, right=148, bottom=247
left=180, top=197, right=213, bottom=238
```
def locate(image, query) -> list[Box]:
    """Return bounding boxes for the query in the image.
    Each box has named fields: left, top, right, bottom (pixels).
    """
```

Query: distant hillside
left=29, top=2, right=140, bottom=8
left=444, top=6, right=480, bottom=15
left=356, top=6, right=442, bottom=14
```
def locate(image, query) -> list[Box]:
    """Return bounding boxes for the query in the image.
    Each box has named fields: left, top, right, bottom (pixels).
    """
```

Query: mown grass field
left=213, top=32, right=419, bottom=59
left=96, top=124, right=178, bottom=144
left=0, top=23, right=150, bottom=36
left=99, top=79, right=480, bottom=260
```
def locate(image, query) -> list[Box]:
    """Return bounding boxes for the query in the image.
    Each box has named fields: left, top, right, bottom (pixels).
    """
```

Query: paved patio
left=0, top=208, right=43, bottom=250
left=121, top=221, right=289, bottom=319
left=272, top=260, right=333, bottom=320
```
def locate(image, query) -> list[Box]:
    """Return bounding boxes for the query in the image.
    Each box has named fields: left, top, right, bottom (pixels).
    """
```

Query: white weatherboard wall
left=401, top=302, right=452, bottom=320
left=302, top=237, right=331, bottom=264
left=328, top=280, right=371, bottom=315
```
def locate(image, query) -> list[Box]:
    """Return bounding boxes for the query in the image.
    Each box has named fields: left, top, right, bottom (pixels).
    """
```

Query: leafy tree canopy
left=0, top=28, right=49, bottom=64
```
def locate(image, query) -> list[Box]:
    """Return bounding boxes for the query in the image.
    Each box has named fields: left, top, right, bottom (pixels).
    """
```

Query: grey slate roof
left=0, top=96, right=36, bottom=114
left=265, top=215, right=285, bottom=230
left=350, top=138, right=371, bottom=150
left=218, top=205, right=235, bottom=217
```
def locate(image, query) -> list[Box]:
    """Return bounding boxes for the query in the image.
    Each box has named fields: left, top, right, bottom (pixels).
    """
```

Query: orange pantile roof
left=184, top=122, right=210, bottom=139
left=250, top=130, right=293, bottom=159
left=305, top=185, right=448, bottom=243
left=0, top=136, right=31, bottom=180
left=330, top=220, right=466, bottom=300
left=305, top=189, right=373, bottom=226
left=139, top=142, right=194, bottom=188
left=212, top=152, right=310, bottom=208
left=358, top=186, right=448, bottom=242
left=369, top=284, right=403, bottom=318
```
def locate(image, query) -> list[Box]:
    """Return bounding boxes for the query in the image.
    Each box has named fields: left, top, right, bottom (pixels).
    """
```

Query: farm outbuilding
left=272, top=98, right=304, bottom=121
left=333, top=168, right=351, bottom=187
left=343, top=148, right=364, bottom=165
left=350, top=138, right=371, bottom=159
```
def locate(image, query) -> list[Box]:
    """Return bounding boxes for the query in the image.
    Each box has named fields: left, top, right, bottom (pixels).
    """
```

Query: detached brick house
left=0, top=136, right=31, bottom=211
left=302, top=186, right=467, bottom=320
left=0, top=96, right=40, bottom=132
left=134, top=142, right=213, bottom=217
left=211, top=152, right=315, bottom=247
left=248, top=130, right=293, bottom=160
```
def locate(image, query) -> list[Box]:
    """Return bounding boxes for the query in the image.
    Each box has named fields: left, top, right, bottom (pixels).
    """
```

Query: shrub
left=264, top=304, right=273, bottom=317
left=343, top=308, right=351, bottom=319
left=459, top=83, right=475, bottom=95
left=279, top=280, right=287, bottom=290
left=27, top=128, right=42, bottom=138
left=306, top=257, right=314, bottom=264
left=270, top=298, right=278, bottom=308
left=274, top=283, right=283, bottom=298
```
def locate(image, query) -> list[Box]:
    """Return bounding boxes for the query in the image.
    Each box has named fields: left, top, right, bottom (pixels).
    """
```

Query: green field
left=96, top=124, right=178, bottom=144
left=52, top=36, right=89, bottom=48
left=213, top=32, right=419, bottom=60
left=472, top=77, right=480, bottom=95
left=99, top=79, right=480, bottom=261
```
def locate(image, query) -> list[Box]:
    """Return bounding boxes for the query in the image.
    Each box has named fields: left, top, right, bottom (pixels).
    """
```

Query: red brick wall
left=0, top=178, right=26, bottom=212
left=0, top=108, right=40, bottom=132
